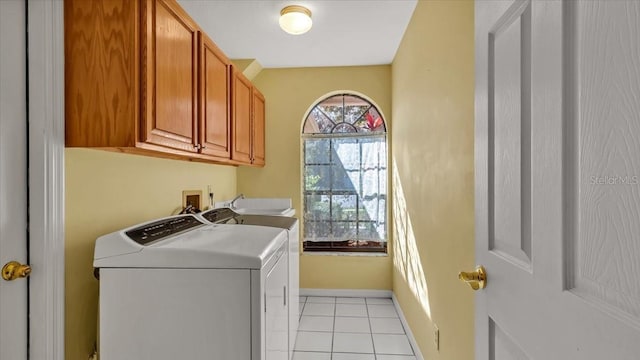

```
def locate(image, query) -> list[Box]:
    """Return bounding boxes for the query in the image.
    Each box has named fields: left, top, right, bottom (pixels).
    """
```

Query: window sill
left=301, top=252, right=388, bottom=257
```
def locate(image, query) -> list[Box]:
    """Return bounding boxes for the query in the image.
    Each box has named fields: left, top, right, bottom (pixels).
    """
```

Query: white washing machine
left=94, top=214, right=289, bottom=360
left=197, top=208, right=299, bottom=360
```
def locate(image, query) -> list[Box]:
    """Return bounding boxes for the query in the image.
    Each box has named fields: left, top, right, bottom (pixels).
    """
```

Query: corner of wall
left=390, top=1, right=475, bottom=359
left=231, top=58, right=263, bottom=81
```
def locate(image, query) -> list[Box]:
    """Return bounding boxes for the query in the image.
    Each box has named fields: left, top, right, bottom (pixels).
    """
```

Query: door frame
left=27, top=1, right=65, bottom=359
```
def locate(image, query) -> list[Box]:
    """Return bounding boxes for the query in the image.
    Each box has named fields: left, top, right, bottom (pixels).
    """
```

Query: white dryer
left=197, top=208, right=299, bottom=360
left=94, top=214, right=289, bottom=360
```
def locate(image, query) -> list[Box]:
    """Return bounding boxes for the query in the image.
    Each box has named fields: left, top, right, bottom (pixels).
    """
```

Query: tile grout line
left=365, top=297, right=378, bottom=358
left=331, top=296, right=336, bottom=357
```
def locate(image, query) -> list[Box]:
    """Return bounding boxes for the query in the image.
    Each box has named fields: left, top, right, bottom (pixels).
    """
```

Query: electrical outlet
left=434, top=324, right=440, bottom=351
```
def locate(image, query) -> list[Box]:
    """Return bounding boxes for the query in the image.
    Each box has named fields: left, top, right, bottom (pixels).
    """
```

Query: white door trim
left=27, top=1, right=65, bottom=360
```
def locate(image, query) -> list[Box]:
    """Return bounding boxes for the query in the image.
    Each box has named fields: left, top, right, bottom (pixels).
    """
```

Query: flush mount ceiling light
left=279, top=5, right=312, bottom=35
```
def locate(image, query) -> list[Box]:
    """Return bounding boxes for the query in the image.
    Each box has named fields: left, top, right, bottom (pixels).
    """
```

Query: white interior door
left=0, top=0, right=29, bottom=359
left=475, top=0, right=640, bottom=358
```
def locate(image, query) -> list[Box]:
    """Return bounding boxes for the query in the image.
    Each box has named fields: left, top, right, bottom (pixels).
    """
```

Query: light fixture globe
left=279, top=5, right=312, bottom=35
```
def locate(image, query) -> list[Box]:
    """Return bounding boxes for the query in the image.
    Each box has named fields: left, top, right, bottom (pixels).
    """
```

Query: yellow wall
left=65, top=149, right=236, bottom=360
left=391, top=1, right=475, bottom=359
left=237, top=66, right=393, bottom=290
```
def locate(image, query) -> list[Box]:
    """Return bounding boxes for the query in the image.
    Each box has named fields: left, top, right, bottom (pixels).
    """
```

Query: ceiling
left=177, top=0, right=418, bottom=69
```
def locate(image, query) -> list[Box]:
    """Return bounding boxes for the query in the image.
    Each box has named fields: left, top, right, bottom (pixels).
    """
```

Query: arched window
left=302, top=93, right=387, bottom=253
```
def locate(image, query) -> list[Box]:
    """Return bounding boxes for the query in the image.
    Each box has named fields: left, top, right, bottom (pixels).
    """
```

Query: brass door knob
left=458, top=265, right=486, bottom=290
left=2, top=261, right=32, bottom=281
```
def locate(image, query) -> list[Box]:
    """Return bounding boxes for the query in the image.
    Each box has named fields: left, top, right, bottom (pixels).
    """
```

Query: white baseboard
left=299, top=288, right=393, bottom=298
left=298, top=288, right=424, bottom=360
left=392, top=293, right=425, bottom=360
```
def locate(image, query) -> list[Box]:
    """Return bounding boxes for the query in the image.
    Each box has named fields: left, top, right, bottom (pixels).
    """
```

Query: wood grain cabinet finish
left=232, top=69, right=266, bottom=167
left=199, top=33, right=231, bottom=159
left=252, top=89, right=266, bottom=166
left=231, top=70, right=253, bottom=164
left=65, top=0, right=140, bottom=148
left=141, top=0, right=198, bottom=153
left=65, top=0, right=249, bottom=165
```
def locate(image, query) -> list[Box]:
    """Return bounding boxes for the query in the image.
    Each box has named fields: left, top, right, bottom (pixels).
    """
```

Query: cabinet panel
left=252, top=89, right=266, bottom=166
left=65, top=0, right=138, bottom=147
left=232, top=71, right=253, bottom=163
left=142, top=0, right=198, bottom=152
left=199, top=33, right=231, bottom=159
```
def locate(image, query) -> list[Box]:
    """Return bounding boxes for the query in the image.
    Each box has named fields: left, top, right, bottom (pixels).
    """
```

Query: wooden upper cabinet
left=141, top=0, right=198, bottom=153
left=65, top=0, right=139, bottom=147
left=199, top=32, right=231, bottom=159
left=231, top=68, right=266, bottom=167
left=232, top=70, right=253, bottom=164
left=65, top=0, right=264, bottom=166
left=252, top=88, right=266, bottom=167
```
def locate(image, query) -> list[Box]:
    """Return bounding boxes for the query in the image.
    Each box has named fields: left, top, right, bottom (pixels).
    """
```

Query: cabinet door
left=65, top=0, right=139, bottom=147
left=231, top=70, right=252, bottom=163
left=142, top=0, right=198, bottom=153
left=199, top=32, right=231, bottom=159
left=265, top=254, right=288, bottom=360
left=252, top=88, right=266, bottom=166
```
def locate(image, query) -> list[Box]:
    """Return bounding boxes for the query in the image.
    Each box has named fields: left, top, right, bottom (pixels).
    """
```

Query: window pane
left=332, top=138, right=360, bottom=165
left=304, top=165, right=331, bottom=190
left=331, top=138, right=359, bottom=191
left=305, top=138, right=330, bottom=164
left=304, top=221, right=331, bottom=239
left=362, top=170, right=381, bottom=197
left=331, top=168, right=359, bottom=192
left=317, top=96, right=344, bottom=123
left=305, top=194, right=330, bottom=220
left=354, top=107, right=385, bottom=133
left=304, top=108, right=334, bottom=134
left=331, top=194, right=357, bottom=221
left=343, top=95, right=370, bottom=124
left=358, top=221, right=383, bottom=240
left=333, top=221, right=357, bottom=239
left=377, top=199, right=387, bottom=226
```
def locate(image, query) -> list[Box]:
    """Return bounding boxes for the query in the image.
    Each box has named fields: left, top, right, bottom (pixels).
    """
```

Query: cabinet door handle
left=283, top=286, right=287, bottom=306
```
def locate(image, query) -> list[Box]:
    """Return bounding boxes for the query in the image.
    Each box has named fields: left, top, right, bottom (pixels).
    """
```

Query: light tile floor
left=294, top=296, right=417, bottom=360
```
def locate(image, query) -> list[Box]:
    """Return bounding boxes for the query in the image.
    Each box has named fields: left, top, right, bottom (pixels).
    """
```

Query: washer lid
left=94, top=217, right=287, bottom=269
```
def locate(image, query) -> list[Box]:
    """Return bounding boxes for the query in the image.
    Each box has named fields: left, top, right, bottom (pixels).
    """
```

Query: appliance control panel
left=201, top=208, right=239, bottom=224
left=125, top=215, right=205, bottom=245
